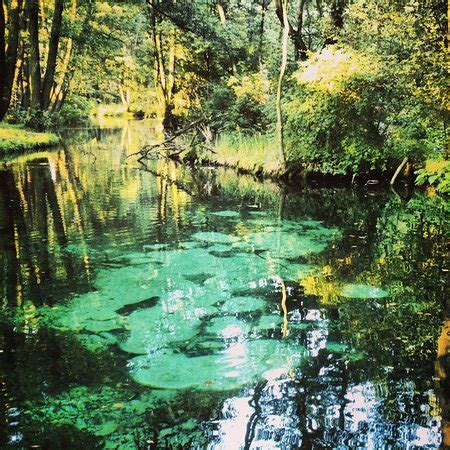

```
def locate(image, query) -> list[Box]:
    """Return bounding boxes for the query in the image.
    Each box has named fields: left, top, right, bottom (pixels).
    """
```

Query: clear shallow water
left=0, top=122, right=448, bottom=449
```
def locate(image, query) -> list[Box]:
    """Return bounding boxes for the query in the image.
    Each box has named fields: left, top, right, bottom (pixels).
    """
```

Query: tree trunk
left=163, top=26, right=176, bottom=129
left=295, top=0, right=306, bottom=60
left=276, top=0, right=289, bottom=170
left=26, top=0, right=41, bottom=110
left=331, top=0, right=345, bottom=29
left=50, top=0, right=76, bottom=108
left=41, top=0, right=64, bottom=110
left=216, top=0, right=236, bottom=72
left=217, top=0, right=226, bottom=25
left=258, top=0, right=267, bottom=65
left=390, top=156, right=408, bottom=186
left=50, top=38, right=73, bottom=106
left=167, top=27, right=175, bottom=104
left=148, top=0, right=178, bottom=132
left=275, top=0, right=307, bottom=60
left=323, top=0, right=346, bottom=46
left=54, top=83, right=68, bottom=112
left=119, top=85, right=128, bottom=109
left=0, top=0, right=23, bottom=120
left=21, top=47, right=31, bottom=109
left=0, top=2, right=7, bottom=118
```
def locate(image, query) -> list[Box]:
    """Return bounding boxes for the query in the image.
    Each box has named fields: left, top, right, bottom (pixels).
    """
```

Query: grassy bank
left=0, top=123, right=59, bottom=156
left=214, top=134, right=283, bottom=176
left=180, top=133, right=285, bottom=178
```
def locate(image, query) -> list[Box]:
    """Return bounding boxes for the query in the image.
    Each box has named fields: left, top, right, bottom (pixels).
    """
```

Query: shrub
left=285, top=46, right=391, bottom=174
left=415, top=159, right=450, bottom=195
left=284, top=44, right=447, bottom=176
left=203, top=70, right=272, bottom=134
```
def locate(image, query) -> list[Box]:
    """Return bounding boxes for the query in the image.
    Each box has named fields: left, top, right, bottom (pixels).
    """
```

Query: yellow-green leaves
left=294, top=46, right=378, bottom=95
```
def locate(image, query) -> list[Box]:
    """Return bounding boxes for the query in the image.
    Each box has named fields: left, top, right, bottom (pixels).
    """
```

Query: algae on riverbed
left=24, top=214, right=346, bottom=392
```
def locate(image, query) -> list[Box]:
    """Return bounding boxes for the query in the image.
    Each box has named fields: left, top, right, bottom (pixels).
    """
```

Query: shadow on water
left=0, top=121, right=448, bottom=448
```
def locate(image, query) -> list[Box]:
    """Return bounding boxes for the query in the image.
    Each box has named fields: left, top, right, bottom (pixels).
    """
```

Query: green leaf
left=95, top=421, right=118, bottom=437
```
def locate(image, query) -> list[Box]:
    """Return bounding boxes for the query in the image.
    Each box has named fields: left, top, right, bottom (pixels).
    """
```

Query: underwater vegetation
left=1, top=144, right=446, bottom=448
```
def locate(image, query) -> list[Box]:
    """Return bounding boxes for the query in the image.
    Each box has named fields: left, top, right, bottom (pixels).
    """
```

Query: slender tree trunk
left=26, top=0, right=41, bottom=110
left=390, top=156, right=408, bottom=186
left=54, top=83, right=68, bottom=111
left=258, top=0, right=267, bottom=65
left=148, top=0, right=178, bottom=131
left=50, top=0, right=76, bottom=108
left=50, top=39, right=73, bottom=105
left=41, top=0, right=64, bottom=110
left=295, top=0, right=305, bottom=60
left=0, top=3, right=7, bottom=116
left=0, top=0, right=23, bottom=120
left=163, top=26, right=176, bottom=129
left=15, top=51, right=23, bottom=108
left=323, top=0, right=346, bottom=46
left=149, top=1, right=167, bottom=124
left=153, top=30, right=168, bottom=128
left=331, top=0, right=345, bottom=28
left=216, top=0, right=236, bottom=72
left=167, top=27, right=175, bottom=103
left=21, top=47, right=31, bottom=109
left=119, top=85, right=128, bottom=109
left=276, top=0, right=289, bottom=170
left=275, top=0, right=307, bottom=60
left=217, top=0, right=226, bottom=25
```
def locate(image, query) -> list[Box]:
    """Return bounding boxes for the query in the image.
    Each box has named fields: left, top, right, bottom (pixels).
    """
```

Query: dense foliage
left=0, top=0, right=447, bottom=179
left=285, top=2, right=447, bottom=175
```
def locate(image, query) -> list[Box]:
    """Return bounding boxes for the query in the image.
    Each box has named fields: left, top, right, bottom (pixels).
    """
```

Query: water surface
left=0, top=121, right=448, bottom=448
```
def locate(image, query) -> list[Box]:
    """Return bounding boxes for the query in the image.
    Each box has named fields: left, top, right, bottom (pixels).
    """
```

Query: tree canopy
left=0, top=0, right=447, bottom=182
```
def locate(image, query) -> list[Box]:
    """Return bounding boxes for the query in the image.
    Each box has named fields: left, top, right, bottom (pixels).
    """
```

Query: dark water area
left=0, top=121, right=448, bottom=449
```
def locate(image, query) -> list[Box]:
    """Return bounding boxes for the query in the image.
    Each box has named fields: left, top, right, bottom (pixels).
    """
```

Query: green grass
left=212, top=133, right=283, bottom=176
left=0, top=123, right=59, bottom=156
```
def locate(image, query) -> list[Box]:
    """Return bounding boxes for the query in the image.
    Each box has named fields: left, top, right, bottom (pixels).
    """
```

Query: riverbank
left=175, top=132, right=448, bottom=193
left=177, top=133, right=386, bottom=183
left=0, top=123, right=59, bottom=157
left=178, top=134, right=286, bottom=179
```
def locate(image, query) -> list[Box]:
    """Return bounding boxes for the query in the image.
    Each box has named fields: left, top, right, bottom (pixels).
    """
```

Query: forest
left=0, top=0, right=448, bottom=189
left=0, top=1, right=449, bottom=449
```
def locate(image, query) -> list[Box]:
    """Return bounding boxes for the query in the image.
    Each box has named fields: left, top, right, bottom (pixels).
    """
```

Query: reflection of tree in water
left=0, top=160, right=79, bottom=307
left=202, top=192, right=447, bottom=449
left=0, top=147, right=197, bottom=311
left=207, top=350, right=441, bottom=448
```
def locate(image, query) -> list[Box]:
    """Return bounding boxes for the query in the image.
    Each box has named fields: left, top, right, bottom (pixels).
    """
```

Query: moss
left=0, top=123, right=59, bottom=156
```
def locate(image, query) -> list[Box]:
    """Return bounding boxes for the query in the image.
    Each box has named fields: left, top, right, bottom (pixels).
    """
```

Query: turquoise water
left=0, top=122, right=448, bottom=448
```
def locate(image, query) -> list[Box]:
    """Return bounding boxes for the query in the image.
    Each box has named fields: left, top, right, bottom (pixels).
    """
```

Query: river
left=0, top=120, right=448, bottom=448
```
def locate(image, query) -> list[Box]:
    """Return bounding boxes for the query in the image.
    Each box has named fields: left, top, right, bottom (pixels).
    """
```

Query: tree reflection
left=0, top=125, right=447, bottom=448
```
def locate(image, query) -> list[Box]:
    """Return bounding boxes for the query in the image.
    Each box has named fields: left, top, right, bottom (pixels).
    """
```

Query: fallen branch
left=390, top=156, right=408, bottom=186
left=128, top=116, right=213, bottom=162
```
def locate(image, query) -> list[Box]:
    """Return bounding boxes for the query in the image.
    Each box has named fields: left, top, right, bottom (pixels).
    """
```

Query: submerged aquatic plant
left=9, top=215, right=346, bottom=395
left=23, top=386, right=168, bottom=449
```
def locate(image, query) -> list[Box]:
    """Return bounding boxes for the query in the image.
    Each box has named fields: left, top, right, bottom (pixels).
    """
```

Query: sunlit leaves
left=294, top=46, right=378, bottom=95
